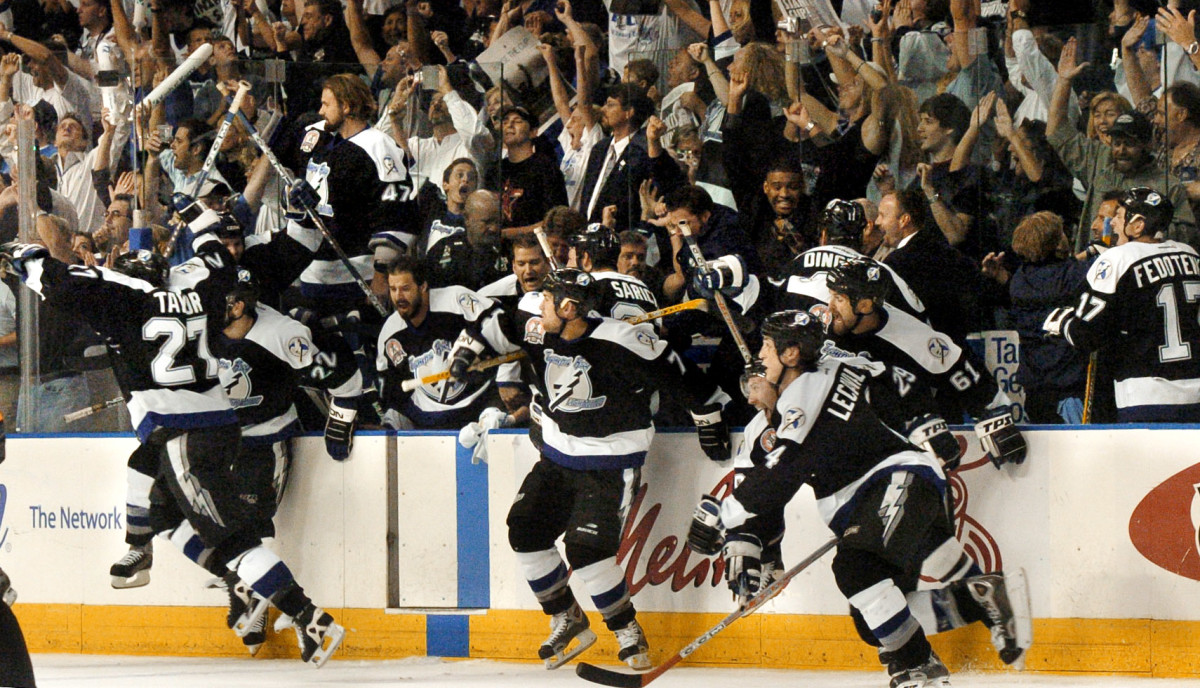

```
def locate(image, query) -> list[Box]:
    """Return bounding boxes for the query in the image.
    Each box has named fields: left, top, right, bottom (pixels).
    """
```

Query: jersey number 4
left=144, top=316, right=220, bottom=386
left=1156, top=281, right=1200, bottom=363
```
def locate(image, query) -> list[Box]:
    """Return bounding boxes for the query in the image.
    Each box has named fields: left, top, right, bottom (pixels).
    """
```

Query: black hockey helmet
left=571, top=223, right=620, bottom=268
left=1120, top=186, right=1174, bottom=237
left=213, top=212, right=244, bottom=241
left=543, top=268, right=598, bottom=314
left=227, top=267, right=260, bottom=312
left=112, top=249, right=169, bottom=288
left=820, top=199, right=866, bottom=247
left=761, top=310, right=826, bottom=364
left=826, top=257, right=891, bottom=305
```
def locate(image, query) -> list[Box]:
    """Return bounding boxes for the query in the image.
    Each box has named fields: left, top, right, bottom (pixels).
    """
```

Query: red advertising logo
left=1128, top=463, right=1200, bottom=580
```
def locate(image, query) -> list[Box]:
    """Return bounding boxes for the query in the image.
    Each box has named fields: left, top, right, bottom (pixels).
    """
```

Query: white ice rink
left=26, top=655, right=1200, bottom=688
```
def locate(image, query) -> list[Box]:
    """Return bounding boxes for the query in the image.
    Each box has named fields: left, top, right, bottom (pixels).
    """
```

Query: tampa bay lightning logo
left=544, top=350, right=607, bottom=413
left=927, top=337, right=951, bottom=363
left=221, top=358, right=264, bottom=408
left=783, top=407, right=806, bottom=431
left=1095, top=259, right=1112, bottom=281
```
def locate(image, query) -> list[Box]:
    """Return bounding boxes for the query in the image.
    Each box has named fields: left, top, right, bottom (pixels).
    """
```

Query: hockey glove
left=974, top=407, right=1026, bottom=468
left=690, top=403, right=731, bottom=462
left=1042, top=307, right=1075, bottom=339
left=528, top=401, right=545, bottom=453
left=457, top=407, right=513, bottom=464
left=324, top=397, right=358, bottom=461
left=448, top=331, right=486, bottom=381
left=170, top=192, right=197, bottom=215
left=0, top=242, right=49, bottom=279
left=691, top=254, right=749, bottom=299
left=287, top=179, right=320, bottom=213
left=686, top=494, right=724, bottom=556
left=904, top=413, right=961, bottom=470
left=723, top=532, right=764, bottom=605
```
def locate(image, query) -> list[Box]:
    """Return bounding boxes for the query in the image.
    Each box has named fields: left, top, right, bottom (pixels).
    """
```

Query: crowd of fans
left=0, top=0, right=1193, bottom=429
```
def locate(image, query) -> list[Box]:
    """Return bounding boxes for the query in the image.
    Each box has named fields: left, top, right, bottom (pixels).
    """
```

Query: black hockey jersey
left=1059, top=240, right=1200, bottom=419
left=770, top=245, right=926, bottom=319
left=376, top=286, right=517, bottom=428
left=493, top=291, right=727, bottom=470
left=291, top=121, right=417, bottom=300
left=591, top=270, right=660, bottom=328
left=720, top=357, right=944, bottom=535
left=215, top=305, right=362, bottom=445
left=21, top=234, right=238, bottom=441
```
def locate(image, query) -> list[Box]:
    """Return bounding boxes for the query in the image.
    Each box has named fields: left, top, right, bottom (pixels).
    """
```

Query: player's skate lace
left=276, top=603, right=345, bottom=668
left=966, top=573, right=1021, bottom=664
left=539, top=603, right=590, bottom=660
left=109, top=544, right=152, bottom=588
left=614, top=619, right=650, bottom=670
left=889, top=650, right=951, bottom=688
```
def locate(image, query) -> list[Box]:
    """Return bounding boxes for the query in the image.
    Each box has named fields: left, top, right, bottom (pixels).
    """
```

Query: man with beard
left=376, top=254, right=518, bottom=429
left=1048, top=38, right=1197, bottom=251
left=425, top=188, right=510, bottom=289
left=391, top=66, right=492, bottom=191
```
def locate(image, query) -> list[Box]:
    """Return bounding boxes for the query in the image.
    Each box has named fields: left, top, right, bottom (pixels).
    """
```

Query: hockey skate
left=275, top=603, right=345, bottom=668
left=110, top=543, right=152, bottom=589
left=965, top=569, right=1032, bottom=669
left=222, top=574, right=271, bottom=656
left=888, top=650, right=951, bottom=688
left=538, top=602, right=597, bottom=669
left=613, top=619, right=650, bottom=671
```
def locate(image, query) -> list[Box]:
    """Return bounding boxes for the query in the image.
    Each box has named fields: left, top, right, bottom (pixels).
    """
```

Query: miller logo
left=1129, top=463, right=1200, bottom=580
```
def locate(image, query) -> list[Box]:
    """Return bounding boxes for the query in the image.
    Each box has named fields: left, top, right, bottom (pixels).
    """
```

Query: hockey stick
left=64, top=397, right=125, bottom=424
left=230, top=108, right=390, bottom=318
left=164, top=81, right=252, bottom=259
left=140, top=44, right=214, bottom=109
left=399, top=300, right=706, bottom=392
left=1082, top=352, right=1097, bottom=424
left=676, top=221, right=754, bottom=365
left=575, top=535, right=839, bottom=687
left=533, top=225, right=561, bottom=270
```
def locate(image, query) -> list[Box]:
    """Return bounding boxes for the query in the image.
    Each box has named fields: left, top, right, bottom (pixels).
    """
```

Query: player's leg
left=563, top=466, right=648, bottom=671
left=111, top=442, right=159, bottom=589
left=0, top=568, right=35, bottom=688
left=160, top=426, right=343, bottom=666
left=506, top=459, right=593, bottom=668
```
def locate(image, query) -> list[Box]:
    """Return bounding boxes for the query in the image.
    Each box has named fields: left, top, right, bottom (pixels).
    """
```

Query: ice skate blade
left=233, top=596, right=270, bottom=638
left=623, top=652, right=651, bottom=671
left=543, top=628, right=597, bottom=670
left=308, top=621, right=345, bottom=668
left=245, top=642, right=263, bottom=657
left=1006, top=567, right=1033, bottom=670
left=110, top=571, right=150, bottom=589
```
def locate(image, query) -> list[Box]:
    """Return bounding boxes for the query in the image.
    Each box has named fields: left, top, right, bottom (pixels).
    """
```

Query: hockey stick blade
left=575, top=536, right=838, bottom=688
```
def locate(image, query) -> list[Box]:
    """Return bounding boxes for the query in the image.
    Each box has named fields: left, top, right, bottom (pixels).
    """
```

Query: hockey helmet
left=761, top=310, right=826, bottom=363
left=1120, top=186, right=1173, bottom=237
left=571, top=223, right=620, bottom=268
left=819, top=199, right=866, bottom=247
left=227, top=268, right=260, bottom=312
left=213, top=212, right=244, bottom=241
left=826, top=257, right=891, bottom=305
left=112, top=249, right=169, bottom=288
left=543, top=268, right=598, bottom=314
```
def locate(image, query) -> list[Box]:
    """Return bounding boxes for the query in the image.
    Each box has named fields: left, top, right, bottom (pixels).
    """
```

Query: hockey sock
left=847, top=579, right=922, bottom=654
left=919, top=536, right=981, bottom=584
left=515, top=550, right=575, bottom=615
left=229, top=545, right=308, bottom=615
left=906, top=588, right=968, bottom=634
left=125, top=466, right=156, bottom=547
left=574, top=557, right=634, bottom=631
left=165, top=521, right=215, bottom=572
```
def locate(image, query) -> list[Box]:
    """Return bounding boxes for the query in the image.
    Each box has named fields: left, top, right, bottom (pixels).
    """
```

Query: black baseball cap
left=1107, top=112, right=1153, bottom=144
left=500, top=106, right=537, bottom=128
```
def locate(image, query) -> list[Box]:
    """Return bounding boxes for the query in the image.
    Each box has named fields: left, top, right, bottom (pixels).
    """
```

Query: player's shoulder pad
left=774, top=358, right=840, bottom=445
left=378, top=310, right=409, bottom=343
left=874, top=305, right=962, bottom=374
left=430, top=285, right=496, bottom=322
left=786, top=273, right=833, bottom=304
left=247, top=304, right=315, bottom=369
left=349, top=127, right=409, bottom=183
left=591, top=318, right=666, bottom=360
left=166, top=258, right=212, bottom=291
left=518, top=289, right=544, bottom=316
left=83, top=265, right=158, bottom=293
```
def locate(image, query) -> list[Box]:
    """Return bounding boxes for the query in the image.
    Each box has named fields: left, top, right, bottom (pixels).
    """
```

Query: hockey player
left=0, top=211, right=344, bottom=668
left=451, top=268, right=731, bottom=671
left=213, top=271, right=364, bottom=654
left=825, top=258, right=1027, bottom=469
left=1043, top=187, right=1200, bottom=421
left=478, top=233, right=552, bottom=313
left=688, top=311, right=1028, bottom=688
left=569, top=224, right=660, bottom=326
left=0, top=567, right=34, bottom=688
left=377, top=254, right=522, bottom=429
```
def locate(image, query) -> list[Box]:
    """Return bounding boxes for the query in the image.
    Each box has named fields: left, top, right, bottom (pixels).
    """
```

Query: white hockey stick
left=676, top=220, right=754, bottom=365
left=64, top=397, right=125, bottom=423
left=533, top=225, right=561, bottom=270
left=140, top=44, right=214, bottom=108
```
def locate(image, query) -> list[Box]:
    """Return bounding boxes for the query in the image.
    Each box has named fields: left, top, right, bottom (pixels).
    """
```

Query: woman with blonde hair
left=1086, top=91, right=1132, bottom=146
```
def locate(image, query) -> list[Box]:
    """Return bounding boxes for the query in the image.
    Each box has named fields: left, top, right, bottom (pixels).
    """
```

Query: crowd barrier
left=2, top=424, right=1200, bottom=677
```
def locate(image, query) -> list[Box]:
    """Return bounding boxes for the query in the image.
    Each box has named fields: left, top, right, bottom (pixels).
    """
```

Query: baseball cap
left=500, top=106, right=537, bottom=128
left=1107, top=112, right=1153, bottom=144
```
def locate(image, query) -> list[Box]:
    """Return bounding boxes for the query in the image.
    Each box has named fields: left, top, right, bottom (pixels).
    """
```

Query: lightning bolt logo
left=878, top=472, right=913, bottom=547
left=549, top=368, right=586, bottom=412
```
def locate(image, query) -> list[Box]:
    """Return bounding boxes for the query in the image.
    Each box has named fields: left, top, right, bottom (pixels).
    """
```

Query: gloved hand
left=974, top=407, right=1026, bottom=468
left=0, top=242, right=49, bottom=279
left=691, top=254, right=749, bottom=299
left=457, top=406, right=513, bottom=464
left=448, top=331, right=486, bottom=381
left=1042, top=306, right=1075, bottom=339
left=904, top=413, right=961, bottom=470
left=324, top=396, right=358, bottom=460
left=287, top=179, right=319, bottom=213
left=528, top=401, right=545, bottom=452
left=686, top=494, right=724, bottom=556
left=723, top=532, right=764, bottom=605
left=170, top=192, right=196, bottom=215
left=690, top=403, right=730, bottom=461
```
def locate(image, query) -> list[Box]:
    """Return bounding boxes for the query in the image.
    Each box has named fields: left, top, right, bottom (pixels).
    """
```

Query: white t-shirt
left=559, top=122, right=603, bottom=212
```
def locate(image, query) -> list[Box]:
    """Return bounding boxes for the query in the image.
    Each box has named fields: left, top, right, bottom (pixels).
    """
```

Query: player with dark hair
left=450, top=268, right=730, bottom=671
left=688, top=310, right=1028, bottom=688
left=1044, top=187, right=1200, bottom=421
left=570, top=223, right=660, bottom=327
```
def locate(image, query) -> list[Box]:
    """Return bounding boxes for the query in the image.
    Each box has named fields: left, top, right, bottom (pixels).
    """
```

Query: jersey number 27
left=144, top=316, right=220, bottom=386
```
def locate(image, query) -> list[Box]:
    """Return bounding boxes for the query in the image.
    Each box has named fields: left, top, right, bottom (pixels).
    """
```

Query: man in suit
left=877, top=188, right=982, bottom=344
left=578, top=83, right=683, bottom=232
